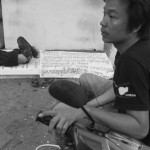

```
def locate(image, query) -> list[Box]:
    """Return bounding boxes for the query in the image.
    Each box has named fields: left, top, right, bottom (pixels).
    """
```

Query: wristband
left=81, top=106, right=95, bottom=126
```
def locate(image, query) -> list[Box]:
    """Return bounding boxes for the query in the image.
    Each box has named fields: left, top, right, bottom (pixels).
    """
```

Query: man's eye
left=110, top=15, right=114, bottom=18
left=109, top=14, right=116, bottom=19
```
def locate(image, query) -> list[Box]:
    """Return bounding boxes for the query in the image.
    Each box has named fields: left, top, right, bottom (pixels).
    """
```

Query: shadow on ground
left=0, top=78, right=76, bottom=150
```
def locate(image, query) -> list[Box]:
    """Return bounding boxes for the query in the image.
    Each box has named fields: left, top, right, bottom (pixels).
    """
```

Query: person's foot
left=18, top=53, right=32, bottom=64
left=13, top=48, right=32, bottom=63
left=20, top=49, right=32, bottom=63
left=17, top=36, right=38, bottom=58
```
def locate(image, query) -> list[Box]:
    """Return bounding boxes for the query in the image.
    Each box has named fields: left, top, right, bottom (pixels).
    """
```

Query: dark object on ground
left=36, top=111, right=53, bottom=126
left=31, top=78, right=54, bottom=88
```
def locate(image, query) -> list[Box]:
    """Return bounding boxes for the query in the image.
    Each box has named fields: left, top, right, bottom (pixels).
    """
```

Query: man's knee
left=79, top=73, right=93, bottom=85
left=79, top=73, right=107, bottom=86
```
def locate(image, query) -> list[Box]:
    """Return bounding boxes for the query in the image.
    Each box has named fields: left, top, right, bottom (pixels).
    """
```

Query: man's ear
left=133, top=25, right=141, bottom=33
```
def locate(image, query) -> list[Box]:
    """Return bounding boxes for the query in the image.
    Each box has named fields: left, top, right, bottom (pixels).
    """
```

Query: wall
left=1, top=0, right=105, bottom=50
left=0, top=0, right=4, bottom=48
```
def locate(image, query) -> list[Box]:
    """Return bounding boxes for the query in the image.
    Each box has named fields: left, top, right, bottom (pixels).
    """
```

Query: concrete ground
left=0, top=77, right=75, bottom=150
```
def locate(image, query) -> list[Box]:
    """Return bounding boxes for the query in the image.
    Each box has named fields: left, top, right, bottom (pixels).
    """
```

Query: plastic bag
left=66, top=119, right=150, bottom=150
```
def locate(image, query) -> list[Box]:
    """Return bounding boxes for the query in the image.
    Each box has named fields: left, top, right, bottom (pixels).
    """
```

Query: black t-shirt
left=113, top=39, right=150, bottom=146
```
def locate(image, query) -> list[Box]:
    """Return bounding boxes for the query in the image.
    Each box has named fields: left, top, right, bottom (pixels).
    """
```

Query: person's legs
left=79, top=73, right=117, bottom=114
left=49, top=73, right=113, bottom=109
left=0, top=48, right=32, bottom=67
left=17, top=48, right=32, bottom=64
left=49, top=79, right=89, bottom=108
left=13, top=48, right=32, bottom=64
left=0, top=50, right=18, bottom=66
left=18, top=54, right=30, bottom=64
left=79, top=73, right=113, bottom=99
left=79, top=73, right=116, bottom=132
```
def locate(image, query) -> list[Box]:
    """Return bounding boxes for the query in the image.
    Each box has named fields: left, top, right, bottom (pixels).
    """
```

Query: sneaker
left=17, top=36, right=38, bottom=58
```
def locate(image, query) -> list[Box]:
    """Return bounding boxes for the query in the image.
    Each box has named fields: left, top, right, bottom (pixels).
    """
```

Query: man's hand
left=53, top=102, right=72, bottom=111
left=39, top=104, right=85, bottom=135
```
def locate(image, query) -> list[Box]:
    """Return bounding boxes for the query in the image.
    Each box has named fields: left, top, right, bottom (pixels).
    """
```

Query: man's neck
left=114, top=36, right=140, bottom=55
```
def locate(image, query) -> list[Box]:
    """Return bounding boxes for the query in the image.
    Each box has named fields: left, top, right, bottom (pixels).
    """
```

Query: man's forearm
left=87, top=86, right=116, bottom=107
left=84, top=106, right=148, bottom=139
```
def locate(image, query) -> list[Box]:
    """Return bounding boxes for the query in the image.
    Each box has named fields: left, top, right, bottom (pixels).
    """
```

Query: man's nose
left=100, top=16, right=106, bottom=27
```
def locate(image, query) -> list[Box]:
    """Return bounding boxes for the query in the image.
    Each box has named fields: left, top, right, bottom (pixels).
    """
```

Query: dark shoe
left=17, top=36, right=38, bottom=58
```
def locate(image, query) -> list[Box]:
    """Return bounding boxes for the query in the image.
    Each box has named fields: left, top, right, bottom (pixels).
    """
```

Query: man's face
left=100, top=0, right=130, bottom=44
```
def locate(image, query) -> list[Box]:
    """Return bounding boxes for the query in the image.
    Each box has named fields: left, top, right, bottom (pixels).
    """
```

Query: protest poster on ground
left=40, top=50, right=114, bottom=79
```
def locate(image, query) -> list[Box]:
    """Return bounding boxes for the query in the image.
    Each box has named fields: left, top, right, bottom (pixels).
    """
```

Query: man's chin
left=102, top=39, right=112, bottom=43
left=102, top=37, right=112, bottom=43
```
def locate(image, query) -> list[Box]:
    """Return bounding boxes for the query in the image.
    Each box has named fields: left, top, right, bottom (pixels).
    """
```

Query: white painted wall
left=1, top=0, right=105, bottom=50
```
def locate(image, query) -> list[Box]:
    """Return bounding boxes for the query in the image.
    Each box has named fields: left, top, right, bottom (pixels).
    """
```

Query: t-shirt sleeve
left=114, top=57, right=150, bottom=111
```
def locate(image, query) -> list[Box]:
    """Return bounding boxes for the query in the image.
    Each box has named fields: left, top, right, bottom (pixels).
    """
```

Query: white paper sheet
left=40, top=50, right=114, bottom=79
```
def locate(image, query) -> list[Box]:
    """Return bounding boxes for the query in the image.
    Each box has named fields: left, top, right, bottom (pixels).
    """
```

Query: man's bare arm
left=87, top=85, right=116, bottom=107
left=85, top=105, right=149, bottom=139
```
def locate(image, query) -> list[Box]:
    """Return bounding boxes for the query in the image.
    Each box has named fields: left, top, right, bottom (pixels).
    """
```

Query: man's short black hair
left=103, top=0, right=150, bottom=40
left=125, top=0, right=150, bottom=40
